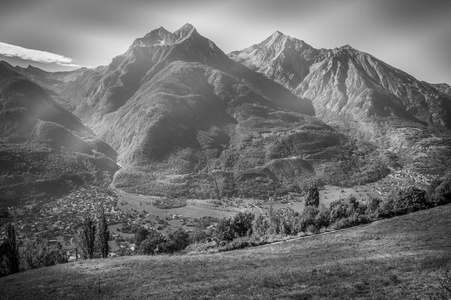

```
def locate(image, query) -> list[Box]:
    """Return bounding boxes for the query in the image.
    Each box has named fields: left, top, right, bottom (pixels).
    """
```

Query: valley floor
left=1, top=204, right=451, bottom=299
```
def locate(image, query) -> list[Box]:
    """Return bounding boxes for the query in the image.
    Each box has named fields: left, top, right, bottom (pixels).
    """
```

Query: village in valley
left=2, top=186, right=254, bottom=259
left=0, top=168, right=436, bottom=260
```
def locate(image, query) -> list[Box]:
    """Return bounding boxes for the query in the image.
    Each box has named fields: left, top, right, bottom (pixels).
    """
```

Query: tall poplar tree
left=79, top=217, right=96, bottom=259
left=97, top=205, right=109, bottom=258
left=0, top=223, right=20, bottom=274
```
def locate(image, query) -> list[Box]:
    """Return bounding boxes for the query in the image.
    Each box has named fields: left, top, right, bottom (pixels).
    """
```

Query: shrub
left=232, top=212, right=255, bottom=237
left=314, top=205, right=331, bottom=230
left=215, top=218, right=235, bottom=241
left=216, top=211, right=254, bottom=241
left=379, top=198, right=396, bottom=218
left=267, top=208, right=300, bottom=236
left=329, top=198, right=349, bottom=224
left=139, top=230, right=166, bottom=255
left=219, top=236, right=268, bottom=252
left=253, top=214, right=271, bottom=236
left=306, top=224, right=320, bottom=234
left=188, top=228, right=210, bottom=244
left=298, top=206, right=318, bottom=233
left=392, top=187, right=429, bottom=213
left=331, top=217, right=352, bottom=230
left=430, top=177, right=451, bottom=206
left=157, top=229, right=190, bottom=254
left=21, top=240, right=68, bottom=271
left=134, top=227, right=149, bottom=245
left=366, top=196, right=382, bottom=217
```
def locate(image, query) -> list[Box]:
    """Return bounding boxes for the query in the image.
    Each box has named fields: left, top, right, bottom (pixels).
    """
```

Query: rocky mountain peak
left=229, top=32, right=326, bottom=90
left=136, top=24, right=199, bottom=48
left=172, top=23, right=197, bottom=42
left=261, top=31, right=310, bottom=52
left=269, top=30, right=286, bottom=40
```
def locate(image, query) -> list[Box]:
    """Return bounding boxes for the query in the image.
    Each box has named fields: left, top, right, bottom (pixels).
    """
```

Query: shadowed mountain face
left=18, top=24, right=386, bottom=198
left=0, top=62, right=118, bottom=207
left=230, top=32, right=451, bottom=175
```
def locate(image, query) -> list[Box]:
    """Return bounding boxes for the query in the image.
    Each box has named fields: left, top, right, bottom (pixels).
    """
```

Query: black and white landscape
left=1, top=1, right=451, bottom=299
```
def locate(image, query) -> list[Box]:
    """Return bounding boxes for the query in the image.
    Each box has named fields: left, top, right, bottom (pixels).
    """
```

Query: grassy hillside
left=1, top=205, right=450, bottom=299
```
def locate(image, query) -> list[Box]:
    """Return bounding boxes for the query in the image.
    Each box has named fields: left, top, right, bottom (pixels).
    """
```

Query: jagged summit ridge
left=65, top=24, right=233, bottom=121
left=229, top=31, right=327, bottom=90
left=132, top=23, right=201, bottom=49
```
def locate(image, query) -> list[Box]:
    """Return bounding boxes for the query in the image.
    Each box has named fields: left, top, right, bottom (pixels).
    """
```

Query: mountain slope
left=24, top=25, right=388, bottom=198
left=0, top=61, right=118, bottom=207
left=230, top=33, right=451, bottom=175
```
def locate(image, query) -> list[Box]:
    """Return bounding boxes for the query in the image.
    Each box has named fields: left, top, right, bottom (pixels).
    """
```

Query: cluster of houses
left=388, top=169, right=434, bottom=186
left=371, top=169, right=435, bottom=196
left=2, top=187, right=145, bottom=255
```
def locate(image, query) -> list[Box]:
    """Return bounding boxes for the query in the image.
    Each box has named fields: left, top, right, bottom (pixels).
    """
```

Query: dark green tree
left=392, top=187, right=428, bottom=214
left=0, top=223, right=20, bottom=275
left=253, top=214, right=271, bottom=236
left=314, top=205, right=331, bottom=230
left=21, top=240, right=67, bottom=270
left=306, top=184, right=320, bottom=207
left=158, top=229, right=190, bottom=254
left=231, top=211, right=255, bottom=238
left=215, top=218, right=235, bottom=241
left=97, top=205, right=109, bottom=258
left=299, top=205, right=319, bottom=233
left=79, top=216, right=96, bottom=259
left=139, top=230, right=166, bottom=255
left=134, top=227, right=149, bottom=246
left=430, top=176, right=451, bottom=206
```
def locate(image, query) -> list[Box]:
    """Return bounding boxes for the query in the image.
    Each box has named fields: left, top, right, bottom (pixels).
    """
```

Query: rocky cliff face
left=230, top=33, right=451, bottom=175
left=432, top=83, right=451, bottom=98
left=0, top=61, right=118, bottom=207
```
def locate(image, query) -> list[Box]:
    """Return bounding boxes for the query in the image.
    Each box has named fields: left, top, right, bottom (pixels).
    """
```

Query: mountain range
left=1, top=24, right=450, bottom=205
left=230, top=31, right=451, bottom=174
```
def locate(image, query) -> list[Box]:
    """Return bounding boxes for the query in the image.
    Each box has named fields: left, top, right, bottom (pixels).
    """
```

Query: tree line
left=0, top=205, right=109, bottom=277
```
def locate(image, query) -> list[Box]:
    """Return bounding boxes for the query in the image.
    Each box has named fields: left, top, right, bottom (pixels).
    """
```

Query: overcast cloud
left=0, top=42, right=80, bottom=67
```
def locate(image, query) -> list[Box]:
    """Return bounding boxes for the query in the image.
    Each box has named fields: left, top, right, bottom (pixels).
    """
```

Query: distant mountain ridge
left=230, top=31, right=451, bottom=175
left=230, top=31, right=451, bottom=129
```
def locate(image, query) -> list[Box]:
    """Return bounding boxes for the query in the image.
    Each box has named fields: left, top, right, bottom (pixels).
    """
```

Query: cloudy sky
left=1, top=0, right=450, bottom=84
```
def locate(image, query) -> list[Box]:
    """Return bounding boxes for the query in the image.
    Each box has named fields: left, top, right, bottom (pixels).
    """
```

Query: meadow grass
left=1, top=205, right=451, bottom=299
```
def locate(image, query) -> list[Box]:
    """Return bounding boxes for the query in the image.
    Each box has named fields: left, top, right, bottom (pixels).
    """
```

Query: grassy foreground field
left=1, top=205, right=451, bottom=300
